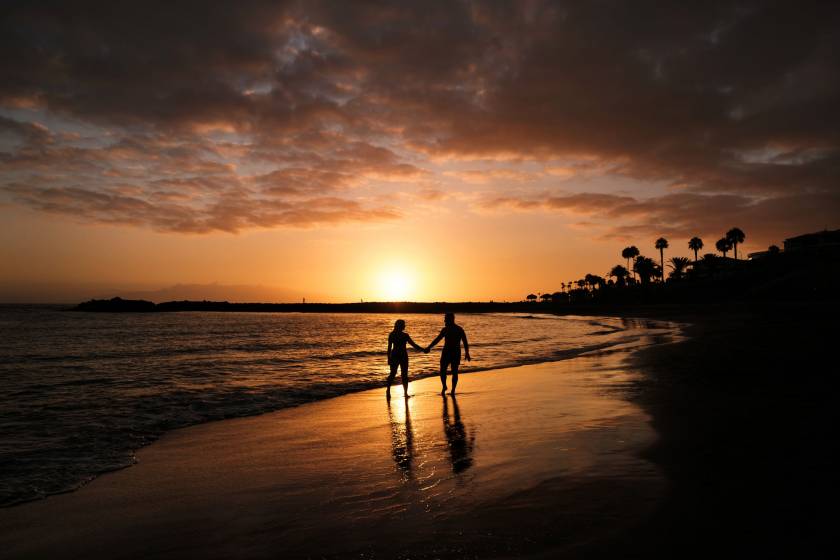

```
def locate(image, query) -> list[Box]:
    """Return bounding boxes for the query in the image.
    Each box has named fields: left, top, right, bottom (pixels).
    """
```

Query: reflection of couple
left=387, top=392, right=475, bottom=476
left=386, top=312, right=471, bottom=398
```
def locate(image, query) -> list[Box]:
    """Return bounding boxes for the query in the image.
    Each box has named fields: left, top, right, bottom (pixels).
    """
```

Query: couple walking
left=387, top=312, right=470, bottom=398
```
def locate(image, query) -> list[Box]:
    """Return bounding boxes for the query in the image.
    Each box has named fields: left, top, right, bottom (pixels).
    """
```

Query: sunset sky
left=2, top=1, right=839, bottom=302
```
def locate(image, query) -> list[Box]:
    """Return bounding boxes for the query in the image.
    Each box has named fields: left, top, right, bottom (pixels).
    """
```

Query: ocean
left=0, top=306, right=673, bottom=507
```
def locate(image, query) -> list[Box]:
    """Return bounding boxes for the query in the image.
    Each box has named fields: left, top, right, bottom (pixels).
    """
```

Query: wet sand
left=0, top=329, right=678, bottom=559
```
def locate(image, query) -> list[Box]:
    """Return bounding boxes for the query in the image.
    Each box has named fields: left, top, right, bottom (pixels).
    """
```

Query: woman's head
left=394, top=319, right=406, bottom=332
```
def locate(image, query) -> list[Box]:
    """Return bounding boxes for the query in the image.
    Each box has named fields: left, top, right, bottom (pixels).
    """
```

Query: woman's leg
left=386, top=362, right=398, bottom=397
left=400, top=357, right=409, bottom=396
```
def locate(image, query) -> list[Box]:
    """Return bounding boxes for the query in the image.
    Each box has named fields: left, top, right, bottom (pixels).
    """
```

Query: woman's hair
left=394, top=319, right=406, bottom=331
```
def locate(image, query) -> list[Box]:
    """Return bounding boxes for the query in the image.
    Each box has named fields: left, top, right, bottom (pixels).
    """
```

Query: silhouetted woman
left=386, top=319, right=425, bottom=399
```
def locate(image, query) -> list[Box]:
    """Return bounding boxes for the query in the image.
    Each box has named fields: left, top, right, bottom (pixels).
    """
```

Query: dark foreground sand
left=614, top=302, right=839, bottom=558
left=0, top=326, right=679, bottom=559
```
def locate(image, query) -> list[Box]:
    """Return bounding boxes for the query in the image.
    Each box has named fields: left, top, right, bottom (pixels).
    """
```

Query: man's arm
left=427, top=328, right=445, bottom=351
left=462, top=328, right=470, bottom=361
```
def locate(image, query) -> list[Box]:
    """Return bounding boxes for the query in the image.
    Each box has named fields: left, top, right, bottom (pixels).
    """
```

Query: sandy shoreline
left=0, top=324, right=680, bottom=559
left=4, top=302, right=834, bottom=558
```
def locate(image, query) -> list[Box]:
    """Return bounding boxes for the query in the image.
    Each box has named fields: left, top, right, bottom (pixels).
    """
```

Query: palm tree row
left=525, top=227, right=747, bottom=301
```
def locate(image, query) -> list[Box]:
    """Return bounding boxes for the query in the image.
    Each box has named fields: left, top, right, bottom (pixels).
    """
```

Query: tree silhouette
left=655, top=237, right=669, bottom=281
left=551, top=291, right=564, bottom=301
left=609, top=264, right=629, bottom=287
left=688, top=237, right=704, bottom=261
left=715, top=237, right=732, bottom=258
left=768, top=245, right=781, bottom=255
left=585, top=274, right=605, bottom=290
left=633, top=256, right=658, bottom=285
left=540, top=292, right=552, bottom=301
left=726, top=227, right=746, bottom=260
left=668, top=256, right=691, bottom=280
left=622, top=246, right=639, bottom=280
left=526, top=293, right=537, bottom=302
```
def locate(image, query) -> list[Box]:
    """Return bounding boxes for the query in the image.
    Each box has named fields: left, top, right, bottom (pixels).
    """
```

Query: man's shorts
left=441, top=350, right=460, bottom=370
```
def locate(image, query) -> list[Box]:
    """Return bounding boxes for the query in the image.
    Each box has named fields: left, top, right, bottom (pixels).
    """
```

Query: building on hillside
left=783, top=229, right=840, bottom=256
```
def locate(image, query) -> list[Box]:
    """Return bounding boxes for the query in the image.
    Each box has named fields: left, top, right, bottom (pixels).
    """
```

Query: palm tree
left=654, top=237, right=669, bottom=281
left=560, top=282, right=566, bottom=293
left=715, top=237, right=732, bottom=258
left=668, top=257, right=691, bottom=280
left=622, top=246, right=639, bottom=280
left=688, top=237, right=704, bottom=261
left=609, top=264, right=629, bottom=287
left=633, top=256, right=658, bottom=285
left=526, top=293, right=537, bottom=302
left=726, top=228, right=746, bottom=260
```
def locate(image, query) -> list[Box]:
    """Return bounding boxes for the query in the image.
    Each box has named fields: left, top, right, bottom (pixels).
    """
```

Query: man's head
left=444, top=312, right=454, bottom=326
left=394, top=319, right=405, bottom=332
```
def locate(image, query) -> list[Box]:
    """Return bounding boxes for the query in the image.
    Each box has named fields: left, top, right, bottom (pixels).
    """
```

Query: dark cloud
left=4, top=182, right=399, bottom=233
left=482, top=190, right=840, bottom=247
left=1, top=1, right=839, bottom=234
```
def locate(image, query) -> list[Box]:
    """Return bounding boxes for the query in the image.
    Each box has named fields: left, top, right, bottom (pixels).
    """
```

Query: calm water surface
left=0, top=306, right=671, bottom=506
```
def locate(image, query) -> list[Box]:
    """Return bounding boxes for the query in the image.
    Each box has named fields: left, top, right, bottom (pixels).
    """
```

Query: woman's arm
left=406, top=334, right=424, bottom=352
left=387, top=335, right=393, bottom=362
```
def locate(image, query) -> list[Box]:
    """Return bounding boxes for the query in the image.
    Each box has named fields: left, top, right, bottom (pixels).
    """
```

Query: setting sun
left=377, top=267, right=414, bottom=301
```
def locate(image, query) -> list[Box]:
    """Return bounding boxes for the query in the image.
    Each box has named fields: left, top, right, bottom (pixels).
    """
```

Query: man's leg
left=440, top=358, right=448, bottom=393
left=450, top=362, right=459, bottom=395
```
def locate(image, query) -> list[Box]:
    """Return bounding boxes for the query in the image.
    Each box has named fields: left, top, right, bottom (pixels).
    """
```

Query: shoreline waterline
left=1, top=310, right=684, bottom=509
left=0, top=328, right=681, bottom=558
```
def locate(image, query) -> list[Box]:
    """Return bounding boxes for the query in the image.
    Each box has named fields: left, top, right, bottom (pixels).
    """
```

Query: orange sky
left=1, top=191, right=640, bottom=302
left=1, top=2, right=839, bottom=302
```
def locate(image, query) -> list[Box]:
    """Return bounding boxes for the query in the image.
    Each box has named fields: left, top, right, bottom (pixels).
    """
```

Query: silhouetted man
left=426, top=312, right=470, bottom=395
left=442, top=395, right=474, bottom=473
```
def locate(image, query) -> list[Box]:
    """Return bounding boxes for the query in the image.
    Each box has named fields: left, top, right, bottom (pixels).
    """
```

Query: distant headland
left=72, top=298, right=544, bottom=314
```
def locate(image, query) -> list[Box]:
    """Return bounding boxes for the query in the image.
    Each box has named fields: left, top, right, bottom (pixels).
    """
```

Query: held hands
left=465, top=352, right=471, bottom=362
left=423, top=346, right=430, bottom=354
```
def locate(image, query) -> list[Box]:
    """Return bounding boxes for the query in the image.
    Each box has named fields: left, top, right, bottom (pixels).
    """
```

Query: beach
left=0, top=328, right=675, bottom=559
left=1, top=304, right=835, bottom=558
left=617, top=303, right=838, bottom=557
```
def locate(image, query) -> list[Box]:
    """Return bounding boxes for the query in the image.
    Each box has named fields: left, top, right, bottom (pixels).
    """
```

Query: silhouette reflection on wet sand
left=442, top=395, right=475, bottom=474
left=387, top=397, right=414, bottom=478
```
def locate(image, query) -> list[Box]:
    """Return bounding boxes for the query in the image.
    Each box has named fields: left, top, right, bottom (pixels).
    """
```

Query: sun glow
left=377, top=267, right=414, bottom=301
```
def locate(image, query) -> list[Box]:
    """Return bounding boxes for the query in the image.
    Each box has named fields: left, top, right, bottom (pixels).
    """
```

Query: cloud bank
left=1, top=0, right=839, bottom=239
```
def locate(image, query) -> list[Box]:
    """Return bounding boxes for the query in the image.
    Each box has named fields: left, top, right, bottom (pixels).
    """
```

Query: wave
left=0, top=312, right=680, bottom=509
